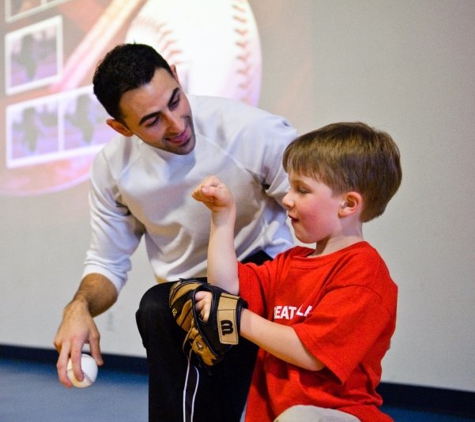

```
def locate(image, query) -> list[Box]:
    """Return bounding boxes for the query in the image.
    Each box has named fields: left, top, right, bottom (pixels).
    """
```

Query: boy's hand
left=169, top=279, right=247, bottom=366
left=194, top=290, right=212, bottom=322
left=192, top=175, right=234, bottom=212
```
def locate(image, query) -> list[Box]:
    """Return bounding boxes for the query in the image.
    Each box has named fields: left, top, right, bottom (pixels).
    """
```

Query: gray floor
left=0, top=359, right=147, bottom=422
left=1, top=358, right=474, bottom=422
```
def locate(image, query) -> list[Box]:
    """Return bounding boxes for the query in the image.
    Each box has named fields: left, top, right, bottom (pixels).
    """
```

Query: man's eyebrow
left=139, top=112, right=160, bottom=126
left=138, top=87, right=180, bottom=126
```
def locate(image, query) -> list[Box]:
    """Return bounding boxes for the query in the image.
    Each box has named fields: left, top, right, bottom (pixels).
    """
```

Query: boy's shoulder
left=280, top=242, right=394, bottom=284
left=332, top=242, right=397, bottom=294
left=277, top=245, right=314, bottom=259
left=277, top=242, right=379, bottom=260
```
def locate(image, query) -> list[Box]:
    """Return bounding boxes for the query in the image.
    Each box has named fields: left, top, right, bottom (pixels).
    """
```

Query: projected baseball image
left=1, top=0, right=262, bottom=196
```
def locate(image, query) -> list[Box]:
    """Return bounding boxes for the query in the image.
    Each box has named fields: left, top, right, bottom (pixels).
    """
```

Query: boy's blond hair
left=282, top=122, right=402, bottom=222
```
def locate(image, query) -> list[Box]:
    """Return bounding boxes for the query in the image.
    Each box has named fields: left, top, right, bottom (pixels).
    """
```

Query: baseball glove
left=169, top=278, right=204, bottom=332
left=169, top=279, right=247, bottom=366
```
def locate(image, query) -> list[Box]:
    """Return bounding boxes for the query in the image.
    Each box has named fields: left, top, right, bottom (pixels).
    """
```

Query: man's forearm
left=70, top=273, right=118, bottom=317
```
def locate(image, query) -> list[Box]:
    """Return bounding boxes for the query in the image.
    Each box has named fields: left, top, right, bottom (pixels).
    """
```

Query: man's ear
left=106, top=118, right=133, bottom=137
left=338, top=192, right=362, bottom=217
left=170, top=65, right=180, bottom=84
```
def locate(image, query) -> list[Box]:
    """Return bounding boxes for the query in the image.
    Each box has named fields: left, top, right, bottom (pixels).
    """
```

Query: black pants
left=136, top=251, right=271, bottom=422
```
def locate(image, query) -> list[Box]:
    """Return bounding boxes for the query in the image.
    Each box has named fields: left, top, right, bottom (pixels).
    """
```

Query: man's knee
left=139, top=282, right=169, bottom=311
left=136, top=282, right=175, bottom=346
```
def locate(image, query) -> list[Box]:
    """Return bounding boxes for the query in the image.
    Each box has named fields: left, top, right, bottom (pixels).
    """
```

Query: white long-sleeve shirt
left=83, top=95, right=296, bottom=292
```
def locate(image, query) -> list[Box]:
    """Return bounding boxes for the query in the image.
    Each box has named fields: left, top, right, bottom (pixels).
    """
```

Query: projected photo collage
left=1, top=0, right=262, bottom=195
left=3, top=0, right=113, bottom=190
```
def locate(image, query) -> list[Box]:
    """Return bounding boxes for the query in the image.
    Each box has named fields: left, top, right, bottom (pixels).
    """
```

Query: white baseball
left=125, top=0, right=262, bottom=106
left=67, top=353, right=98, bottom=388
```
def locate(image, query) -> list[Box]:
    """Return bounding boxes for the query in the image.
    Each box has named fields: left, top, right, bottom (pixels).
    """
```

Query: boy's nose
left=282, top=192, right=293, bottom=209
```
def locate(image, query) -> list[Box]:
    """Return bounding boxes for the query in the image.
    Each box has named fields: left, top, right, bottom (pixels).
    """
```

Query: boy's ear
left=107, top=118, right=134, bottom=137
left=338, top=192, right=362, bottom=217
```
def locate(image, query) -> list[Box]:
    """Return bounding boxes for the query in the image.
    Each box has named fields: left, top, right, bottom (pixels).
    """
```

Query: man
left=54, top=43, right=296, bottom=422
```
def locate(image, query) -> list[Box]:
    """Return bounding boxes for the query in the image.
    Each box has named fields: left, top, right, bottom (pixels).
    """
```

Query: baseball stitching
left=232, top=0, right=256, bottom=104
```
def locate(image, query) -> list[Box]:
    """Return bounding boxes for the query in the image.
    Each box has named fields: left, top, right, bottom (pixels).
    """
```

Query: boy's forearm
left=240, top=309, right=325, bottom=372
left=207, top=206, right=239, bottom=294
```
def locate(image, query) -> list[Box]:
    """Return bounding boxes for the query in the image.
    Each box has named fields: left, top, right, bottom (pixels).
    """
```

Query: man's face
left=108, top=67, right=195, bottom=155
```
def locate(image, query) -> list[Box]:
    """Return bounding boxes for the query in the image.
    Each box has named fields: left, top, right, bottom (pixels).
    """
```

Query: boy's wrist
left=212, top=204, right=236, bottom=224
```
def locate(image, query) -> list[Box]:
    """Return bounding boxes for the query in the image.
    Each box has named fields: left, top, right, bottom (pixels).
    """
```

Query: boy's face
left=282, top=171, right=344, bottom=246
left=107, top=67, right=195, bottom=155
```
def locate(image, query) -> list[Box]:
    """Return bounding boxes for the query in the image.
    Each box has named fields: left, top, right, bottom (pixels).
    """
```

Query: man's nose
left=163, top=112, right=183, bottom=134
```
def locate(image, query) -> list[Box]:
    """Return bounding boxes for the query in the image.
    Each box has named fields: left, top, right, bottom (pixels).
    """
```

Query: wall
left=248, top=0, right=475, bottom=392
left=1, top=0, right=474, bottom=393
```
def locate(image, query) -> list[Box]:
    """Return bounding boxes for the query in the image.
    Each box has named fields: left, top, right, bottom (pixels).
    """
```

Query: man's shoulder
left=92, top=134, right=142, bottom=176
left=190, top=94, right=295, bottom=142
left=191, top=94, right=276, bottom=123
left=191, top=94, right=257, bottom=109
left=96, top=133, right=140, bottom=158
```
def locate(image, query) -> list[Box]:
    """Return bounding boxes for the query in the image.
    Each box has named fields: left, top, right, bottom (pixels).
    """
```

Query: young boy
left=192, top=122, right=402, bottom=422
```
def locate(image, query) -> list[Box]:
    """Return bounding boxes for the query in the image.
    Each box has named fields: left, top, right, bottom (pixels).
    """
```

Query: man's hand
left=54, top=299, right=103, bottom=388
left=53, top=274, right=117, bottom=387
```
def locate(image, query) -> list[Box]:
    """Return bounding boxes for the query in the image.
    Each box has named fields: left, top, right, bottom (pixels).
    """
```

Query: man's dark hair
left=93, top=43, right=173, bottom=121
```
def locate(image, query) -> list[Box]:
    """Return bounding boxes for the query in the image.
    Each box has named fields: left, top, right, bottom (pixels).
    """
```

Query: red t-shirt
left=238, top=242, right=397, bottom=422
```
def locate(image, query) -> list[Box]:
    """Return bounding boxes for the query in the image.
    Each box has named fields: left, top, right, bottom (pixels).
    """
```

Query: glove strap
left=217, top=293, right=242, bottom=345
